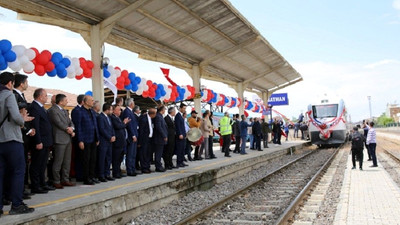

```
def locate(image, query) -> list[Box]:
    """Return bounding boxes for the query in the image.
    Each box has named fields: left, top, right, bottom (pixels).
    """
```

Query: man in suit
left=121, top=98, right=138, bottom=176
left=110, top=105, right=129, bottom=178
left=152, top=106, right=168, bottom=172
left=133, top=105, right=141, bottom=171
left=71, top=94, right=84, bottom=182
left=13, top=73, right=35, bottom=199
left=76, top=95, right=99, bottom=185
left=28, top=88, right=55, bottom=194
left=138, top=109, right=156, bottom=173
left=47, top=94, right=76, bottom=189
left=232, top=114, right=241, bottom=153
left=164, top=107, right=176, bottom=170
left=175, top=103, right=188, bottom=167
left=252, top=117, right=262, bottom=151
left=97, top=103, right=116, bottom=182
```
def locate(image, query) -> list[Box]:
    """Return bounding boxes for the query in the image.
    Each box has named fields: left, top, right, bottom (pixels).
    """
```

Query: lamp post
left=367, top=96, right=372, bottom=120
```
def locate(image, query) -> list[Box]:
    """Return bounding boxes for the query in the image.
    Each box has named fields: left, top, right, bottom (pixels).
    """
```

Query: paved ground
left=334, top=145, right=400, bottom=225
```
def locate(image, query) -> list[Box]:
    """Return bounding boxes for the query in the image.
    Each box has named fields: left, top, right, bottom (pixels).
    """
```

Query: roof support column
left=192, top=64, right=201, bottom=113
left=90, top=24, right=104, bottom=105
left=236, top=82, right=247, bottom=116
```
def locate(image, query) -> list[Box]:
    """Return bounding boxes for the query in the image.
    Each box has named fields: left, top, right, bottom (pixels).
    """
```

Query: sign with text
left=268, top=93, right=289, bottom=106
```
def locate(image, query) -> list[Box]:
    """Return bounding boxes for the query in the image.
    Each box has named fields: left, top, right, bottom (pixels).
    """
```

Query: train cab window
left=312, top=104, right=338, bottom=118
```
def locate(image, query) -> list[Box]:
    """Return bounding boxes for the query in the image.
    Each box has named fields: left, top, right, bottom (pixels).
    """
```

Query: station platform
left=1, top=140, right=308, bottom=225
left=334, top=147, right=400, bottom=224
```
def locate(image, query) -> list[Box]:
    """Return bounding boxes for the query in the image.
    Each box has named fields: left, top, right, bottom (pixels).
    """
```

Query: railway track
left=175, top=146, right=341, bottom=225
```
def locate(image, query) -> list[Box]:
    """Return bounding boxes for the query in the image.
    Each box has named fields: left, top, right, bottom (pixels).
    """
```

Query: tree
left=376, top=113, right=394, bottom=126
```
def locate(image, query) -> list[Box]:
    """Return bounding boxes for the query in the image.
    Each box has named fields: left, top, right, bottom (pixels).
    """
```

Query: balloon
left=85, top=91, right=93, bottom=96
left=8, top=59, right=22, bottom=71
left=34, top=65, right=46, bottom=76
left=25, top=48, right=36, bottom=60
left=47, top=69, right=57, bottom=77
left=36, top=53, right=49, bottom=65
left=0, top=40, right=12, bottom=53
left=4, top=50, right=16, bottom=62
left=61, top=58, right=71, bottom=67
left=23, top=62, right=35, bottom=73
left=45, top=61, right=55, bottom=72
left=11, top=45, right=25, bottom=56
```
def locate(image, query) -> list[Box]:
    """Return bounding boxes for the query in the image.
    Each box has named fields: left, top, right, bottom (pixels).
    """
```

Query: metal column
left=90, top=25, right=104, bottom=105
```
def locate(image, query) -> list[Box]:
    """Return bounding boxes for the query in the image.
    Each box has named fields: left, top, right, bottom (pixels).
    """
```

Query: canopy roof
left=1, top=0, right=302, bottom=93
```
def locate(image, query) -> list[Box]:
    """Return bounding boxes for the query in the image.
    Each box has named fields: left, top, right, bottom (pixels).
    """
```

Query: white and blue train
left=305, top=98, right=349, bottom=146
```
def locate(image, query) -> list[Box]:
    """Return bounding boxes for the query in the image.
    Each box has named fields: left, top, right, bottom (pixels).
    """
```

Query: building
left=386, top=103, right=400, bottom=123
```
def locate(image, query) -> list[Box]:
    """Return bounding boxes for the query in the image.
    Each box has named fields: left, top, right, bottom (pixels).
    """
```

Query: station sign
left=268, top=93, right=289, bottom=106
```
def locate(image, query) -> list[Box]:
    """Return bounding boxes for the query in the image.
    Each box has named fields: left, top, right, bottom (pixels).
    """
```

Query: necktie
left=107, top=116, right=111, bottom=126
left=21, top=93, right=25, bottom=100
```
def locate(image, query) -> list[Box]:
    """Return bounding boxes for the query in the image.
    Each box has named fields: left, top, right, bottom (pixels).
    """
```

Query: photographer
left=0, top=72, right=34, bottom=216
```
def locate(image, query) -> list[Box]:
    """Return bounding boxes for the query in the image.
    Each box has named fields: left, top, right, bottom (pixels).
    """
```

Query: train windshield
left=312, top=104, right=338, bottom=118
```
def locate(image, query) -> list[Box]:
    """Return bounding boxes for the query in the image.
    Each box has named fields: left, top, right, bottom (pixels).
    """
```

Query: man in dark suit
left=163, top=107, right=176, bottom=170
left=121, top=98, right=138, bottom=176
left=152, top=106, right=168, bottom=172
left=28, top=88, right=54, bottom=194
left=232, top=114, right=241, bottom=153
left=71, top=94, right=84, bottom=182
left=133, top=105, right=141, bottom=171
left=252, top=118, right=262, bottom=151
left=175, top=103, right=188, bottom=167
left=48, top=94, right=75, bottom=189
left=110, top=105, right=129, bottom=178
left=76, top=95, right=99, bottom=185
left=97, top=103, right=116, bottom=182
left=13, top=73, right=35, bottom=198
left=138, top=109, right=156, bottom=173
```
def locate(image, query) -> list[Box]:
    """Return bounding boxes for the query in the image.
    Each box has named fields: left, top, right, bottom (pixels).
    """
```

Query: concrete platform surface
left=1, top=140, right=307, bottom=225
left=334, top=153, right=400, bottom=225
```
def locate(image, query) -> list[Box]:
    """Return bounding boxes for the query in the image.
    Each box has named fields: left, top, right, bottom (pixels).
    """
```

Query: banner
left=268, top=93, right=289, bottom=106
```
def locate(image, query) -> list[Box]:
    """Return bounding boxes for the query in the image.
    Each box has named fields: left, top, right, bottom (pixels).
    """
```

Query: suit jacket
left=240, top=120, right=249, bottom=137
left=76, top=106, right=99, bottom=144
left=97, top=113, right=115, bottom=147
left=28, top=101, right=53, bottom=147
left=138, top=114, right=151, bottom=146
left=13, top=89, right=33, bottom=143
left=71, top=105, right=81, bottom=128
left=0, top=88, right=24, bottom=143
left=252, top=121, right=261, bottom=136
left=110, top=114, right=127, bottom=148
left=121, top=107, right=138, bottom=143
left=152, top=113, right=168, bottom=145
left=164, top=115, right=175, bottom=140
left=174, top=112, right=186, bottom=138
left=48, top=105, right=73, bottom=145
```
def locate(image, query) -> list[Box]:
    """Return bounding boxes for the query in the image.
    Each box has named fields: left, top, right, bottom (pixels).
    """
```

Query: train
left=305, top=98, right=349, bottom=147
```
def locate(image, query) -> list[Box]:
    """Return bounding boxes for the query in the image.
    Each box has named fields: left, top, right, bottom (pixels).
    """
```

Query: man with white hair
left=121, top=98, right=138, bottom=176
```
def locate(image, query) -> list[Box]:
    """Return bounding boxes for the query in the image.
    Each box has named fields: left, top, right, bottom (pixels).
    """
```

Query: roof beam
left=243, top=63, right=286, bottom=85
left=17, top=13, right=90, bottom=31
left=99, top=0, right=147, bottom=29
left=199, top=36, right=259, bottom=67
left=136, top=8, right=217, bottom=54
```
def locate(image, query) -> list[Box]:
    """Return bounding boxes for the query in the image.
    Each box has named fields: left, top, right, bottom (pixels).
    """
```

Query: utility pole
left=367, top=96, right=372, bottom=120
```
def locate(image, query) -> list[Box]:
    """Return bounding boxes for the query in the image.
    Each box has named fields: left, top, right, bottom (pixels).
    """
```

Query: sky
left=1, top=0, right=399, bottom=122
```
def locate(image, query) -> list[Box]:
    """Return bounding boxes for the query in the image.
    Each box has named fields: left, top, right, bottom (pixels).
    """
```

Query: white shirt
left=13, top=89, right=24, bottom=100
left=147, top=113, right=153, bottom=138
left=34, top=100, right=44, bottom=108
left=56, top=104, right=63, bottom=111
left=168, top=114, right=174, bottom=121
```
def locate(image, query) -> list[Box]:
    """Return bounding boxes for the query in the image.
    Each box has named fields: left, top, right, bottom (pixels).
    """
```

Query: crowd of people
left=0, top=71, right=295, bottom=217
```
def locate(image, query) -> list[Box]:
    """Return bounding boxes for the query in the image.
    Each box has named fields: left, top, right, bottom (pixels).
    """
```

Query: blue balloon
left=103, top=69, right=110, bottom=78
left=128, top=72, right=136, bottom=81
left=0, top=62, right=7, bottom=70
left=224, top=96, right=229, bottom=104
left=85, top=91, right=93, bottom=96
left=4, top=50, right=16, bottom=62
left=51, top=52, right=63, bottom=65
left=0, top=39, right=12, bottom=53
left=132, top=84, right=138, bottom=92
left=56, top=64, right=66, bottom=74
left=232, top=98, right=237, bottom=107
left=61, top=58, right=71, bottom=67
left=0, top=55, right=5, bottom=66
left=125, top=84, right=132, bottom=90
left=47, top=69, right=57, bottom=77
left=135, top=77, right=141, bottom=84
left=57, top=70, right=67, bottom=78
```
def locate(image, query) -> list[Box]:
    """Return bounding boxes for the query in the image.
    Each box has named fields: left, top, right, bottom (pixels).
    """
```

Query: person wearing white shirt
left=366, top=121, right=377, bottom=167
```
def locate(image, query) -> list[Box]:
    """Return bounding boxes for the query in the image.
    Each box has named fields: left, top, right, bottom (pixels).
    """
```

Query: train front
left=306, top=100, right=347, bottom=146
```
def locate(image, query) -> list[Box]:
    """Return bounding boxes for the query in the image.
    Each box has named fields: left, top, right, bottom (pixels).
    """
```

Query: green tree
left=376, top=113, right=394, bottom=126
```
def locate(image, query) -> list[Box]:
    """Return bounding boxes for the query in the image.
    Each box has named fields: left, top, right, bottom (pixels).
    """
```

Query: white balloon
left=12, top=45, right=26, bottom=56
left=22, top=62, right=34, bottom=73
left=136, top=89, right=143, bottom=95
left=72, top=57, right=80, bottom=66
left=115, top=68, right=121, bottom=77
left=76, top=68, right=83, bottom=75
left=8, top=59, right=22, bottom=71
left=19, top=55, right=29, bottom=65
left=24, top=49, right=36, bottom=60
left=67, top=72, right=76, bottom=79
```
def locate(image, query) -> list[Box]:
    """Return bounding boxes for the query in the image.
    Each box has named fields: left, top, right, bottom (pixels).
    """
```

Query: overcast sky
left=1, top=0, right=399, bottom=122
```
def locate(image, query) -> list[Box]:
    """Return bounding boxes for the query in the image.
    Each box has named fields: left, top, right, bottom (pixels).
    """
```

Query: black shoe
left=183, top=157, right=188, bottom=162
left=198, top=157, right=203, bottom=160
left=178, top=163, right=187, bottom=167
left=23, top=193, right=31, bottom=200
left=99, top=177, right=107, bottom=182
left=166, top=166, right=173, bottom=170
left=172, top=165, right=179, bottom=169
left=188, top=156, right=193, bottom=161
left=0, top=209, right=3, bottom=217
left=156, top=167, right=166, bottom=172
left=83, top=180, right=95, bottom=185
left=114, top=175, right=122, bottom=179
left=225, top=155, right=231, bottom=157
left=9, top=203, right=34, bottom=215
left=127, top=172, right=137, bottom=176
left=370, top=165, right=378, bottom=167
left=42, top=185, right=56, bottom=191
left=351, top=166, right=356, bottom=169
left=257, top=149, right=263, bottom=151
left=210, top=156, right=217, bottom=159
left=92, top=178, right=101, bottom=184
left=367, top=159, right=372, bottom=161
left=31, top=187, right=48, bottom=194
left=360, top=168, right=363, bottom=170
left=142, top=169, right=151, bottom=174
left=106, top=176, right=115, bottom=181
left=240, top=152, right=248, bottom=155
left=24, top=190, right=34, bottom=196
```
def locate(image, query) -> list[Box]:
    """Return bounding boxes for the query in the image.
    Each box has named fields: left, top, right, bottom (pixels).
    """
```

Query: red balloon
left=30, top=47, right=39, bottom=56
left=142, top=91, right=149, bottom=98
left=86, top=60, right=94, bottom=69
left=75, top=74, right=84, bottom=80
left=41, top=50, right=52, bottom=61
left=45, top=62, right=55, bottom=72
left=146, top=80, right=152, bottom=86
left=36, top=54, right=49, bottom=65
left=34, top=65, right=45, bottom=76
left=124, top=78, right=131, bottom=85
left=121, top=70, right=128, bottom=78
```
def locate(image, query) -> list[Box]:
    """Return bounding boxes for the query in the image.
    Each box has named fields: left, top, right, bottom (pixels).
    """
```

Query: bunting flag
left=161, top=67, right=178, bottom=86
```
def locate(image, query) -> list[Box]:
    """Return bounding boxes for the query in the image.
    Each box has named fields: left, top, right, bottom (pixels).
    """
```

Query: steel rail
left=175, top=149, right=317, bottom=225
left=274, top=145, right=342, bottom=225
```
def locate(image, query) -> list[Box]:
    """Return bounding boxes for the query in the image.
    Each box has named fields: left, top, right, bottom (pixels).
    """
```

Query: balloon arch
left=0, top=39, right=265, bottom=113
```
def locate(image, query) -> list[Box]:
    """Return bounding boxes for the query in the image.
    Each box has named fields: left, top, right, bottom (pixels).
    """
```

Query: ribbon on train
left=306, top=107, right=346, bottom=139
